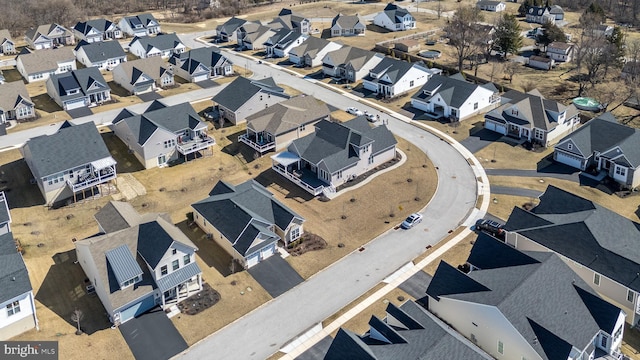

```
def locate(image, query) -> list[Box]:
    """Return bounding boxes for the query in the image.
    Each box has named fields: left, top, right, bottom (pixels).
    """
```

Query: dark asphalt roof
left=504, top=185, right=640, bottom=292
left=137, top=220, right=175, bottom=268
left=94, top=201, right=143, bottom=234
left=411, top=74, right=494, bottom=108
left=467, top=232, right=541, bottom=270
left=365, top=57, right=416, bottom=85
left=426, top=261, right=490, bottom=301
left=0, top=232, right=33, bottom=304
left=486, top=89, right=572, bottom=132
left=381, top=3, right=413, bottom=24
left=24, top=121, right=111, bottom=177
left=211, top=76, right=284, bottom=112
left=0, top=193, right=9, bottom=226
left=171, top=47, right=230, bottom=75
left=49, top=67, right=109, bottom=102
left=216, top=17, right=247, bottom=35
left=123, top=13, right=158, bottom=29
left=130, top=33, right=183, bottom=53
left=74, top=19, right=115, bottom=35
left=76, top=40, right=126, bottom=62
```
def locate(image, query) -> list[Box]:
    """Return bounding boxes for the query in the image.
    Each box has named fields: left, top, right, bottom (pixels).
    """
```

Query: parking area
left=248, top=255, right=304, bottom=298
left=66, top=107, right=93, bottom=119
left=460, top=128, right=504, bottom=153
left=119, top=308, right=188, bottom=360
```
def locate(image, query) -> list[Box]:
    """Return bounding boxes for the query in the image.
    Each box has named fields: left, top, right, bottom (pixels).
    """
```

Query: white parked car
left=366, top=113, right=377, bottom=122
left=401, top=213, right=423, bottom=229
left=346, top=107, right=364, bottom=116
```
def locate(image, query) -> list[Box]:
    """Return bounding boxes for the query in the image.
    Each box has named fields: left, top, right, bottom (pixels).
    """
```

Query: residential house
left=554, top=113, right=640, bottom=188
left=112, top=57, right=174, bottom=95
left=118, top=13, right=161, bottom=37
left=325, top=301, right=492, bottom=360
left=74, top=40, right=127, bottom=71
left=504, top=185, right=640, bottom=325
left=263, top=29, right=308, bottom=58
left=271, top=116, right=397, bottom=196
left=394, top=39, right=421, bottom=53
left=75, top=201, right=202, bottom=325
left=16, top=47, right=76, bottom=83
left=528, top=55, right=554, bottom=70
left=411, top=73, right=500, bottom=121
left=25, top=23, right=75, bottom=50
left=427, top=232, right=626, bottom=360
left=322, top=46, right=385, bottom=82
left=330, top=14, right=366, bottom=37
left=216, top=17, right=246, bottom=43
left=267, top=9, right=310, bottom=35
left=236, top=23, right=275, bottom=50
left=363, top=58, right=441, bottom=98
left=192, top=179, right=304, bottom=268
left=592, top=24, right=614, bottom=38
left=288, top=36, right=342, bottom=67
left=169, top=47, right=233, bottom=82
left=21, top=121, right=117, bottom=206
left=0, top=29, right=15, bottom=55
left=549, top=5, right=565, bottom=20
left=128, top=33, right=186, bottom=59
left=0, top=81, right=36, bottom=124
left=484, top=89, right=580, bottom=146
left=621, top=60, right=640, bottom=82
left=72, top=19, right=122, bottom=43
left=46, top=67, right=111, bottom=110
left=547, top=41, right=573, bottom=62
left=525, top=6, right=555, bottom=24
left=476, top=0, right=506, bottom=11
left=373, top=3, right=416, bottom=32
left=240, top=95, right=331, bottom=154
left=212, top=76, right=289, bottom=125
left=0, top=196, right=38, bottom=340
left=112, top=101, right=214, bottom=168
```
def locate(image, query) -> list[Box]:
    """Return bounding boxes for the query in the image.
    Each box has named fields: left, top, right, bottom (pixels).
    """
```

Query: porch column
left=198, top=274, right=202, bottom=290
left=162, top=292, right=166, bottom=308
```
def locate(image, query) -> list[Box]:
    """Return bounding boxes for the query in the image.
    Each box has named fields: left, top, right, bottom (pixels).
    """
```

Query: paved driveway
left=460, top=128, right=504, bottom=153
left=120, top=308, right=188, bottom=360
left=66, top=107, right=93, bottom=119
left=399, top=271, right=432, bottom=300
left=197, top=79, right=218, bottom=89
left=138, top=92, right=163, bottom=102
left=490, top=185, right=543, bottom=198
left=248, top=255, right=304, bottom=298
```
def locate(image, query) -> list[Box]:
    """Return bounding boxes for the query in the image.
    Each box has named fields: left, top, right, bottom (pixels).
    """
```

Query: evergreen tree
left=537, top=21, right=566, bottom=51
left=494, top=14, right=523, bottom=59
left=581, top=2, right=606, bottom=26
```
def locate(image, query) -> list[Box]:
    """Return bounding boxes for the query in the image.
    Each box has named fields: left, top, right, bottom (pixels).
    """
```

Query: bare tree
left=71, top=309, right=84, bottom=335
left=445, top=7, right=486, bottom=72
left=522, top=80, right=537, bottom=92
left=504, top=61, right=519, bottom=84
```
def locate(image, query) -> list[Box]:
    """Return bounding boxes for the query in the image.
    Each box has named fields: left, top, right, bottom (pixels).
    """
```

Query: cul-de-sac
left=0, top=0, right=640, bottom=359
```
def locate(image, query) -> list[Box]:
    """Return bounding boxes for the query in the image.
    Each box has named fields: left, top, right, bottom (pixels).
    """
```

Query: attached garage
left=246, top=252, right=260, bottom=268
left=64, top=98, right=87, bottom=110
left=192, top=73, right=209, bottom=83
left=554, top=151, right=584, bottom=170
left=260, top=244, right=275, bottom=261
left=134, top=84, right=154, bottom=95
left=117, top=294, right=157, bottom=324
left=485, top=120, right=507, bottom=135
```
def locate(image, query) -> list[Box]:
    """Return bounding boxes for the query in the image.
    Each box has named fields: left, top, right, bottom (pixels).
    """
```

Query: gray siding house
left=72, top=19, right=123, bottom=43
left=128, top=33, right=185, bottom=59
left=322, top=46, right=385, bottom=82
left=212, top=76, right=289, bottom=125
left=112, top=57, right=174, bottom=95
left=0, top=29, right=16, bottom=55
left=216, top=17, right=246, bottom=43
left=118, top=13, right=161, bottom=37
left=16, top=47, right=76, bottom=83
left=25, top=23, right=75, bottom=50
left=0, top=81, right=36, bottom=123
left=112, top=101, right=214, bottom=169
left=330, top=14, right=366, bottom=37
left=271, top=117, right=397, bottom=196
left=21, top=121, right=117, bottom=206
left=45, top=67, right=111, bottom=110
left=268, top=9, right=311, bottom=35
left=75, top=201, right=202, bottom=325
left=192, top=180, right=304, bottom=269
left=169, top=47, right=233, bottom=82
left=74, top=40, right=127, bottom=71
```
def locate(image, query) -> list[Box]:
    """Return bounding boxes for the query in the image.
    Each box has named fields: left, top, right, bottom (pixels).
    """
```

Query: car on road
left=401, top=213, right=423, bottom=229
left=474, top=219, right=504, bottom=237
left=366, top=113, right=377, bottom=122
left=346, top=107, right=364, bottom=116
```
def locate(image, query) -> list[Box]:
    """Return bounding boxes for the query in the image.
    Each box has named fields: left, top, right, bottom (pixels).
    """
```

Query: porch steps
left=166, top=305, right=181, bottom=318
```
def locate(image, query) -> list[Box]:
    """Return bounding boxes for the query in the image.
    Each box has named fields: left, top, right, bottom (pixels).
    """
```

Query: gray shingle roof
left=49, top=67, right=109, bottom=101
left=25, top=23, right=72, bottom=42
left=94, top=201, right=143, bottom=234
left=0, top=81, right=33, bottom=112
left=211, top=76, right=286, bottom=111
left=291, top=117, right=397, bottom=173
left=246, top=95, right=330, bottom=136
left=129, top=33, right=183, bottom=53
left=123, top=13, right=158, bottom=29
left=504, top=185, right=640, bottom=292
left=192, top=180, right=303, bottom=256
left=0, top=29, right=13, bottom=45
left=23, top=122, right=112, bottom=177
left=331, top=14, right=362, bottom=29
left=114, top=57, right=170, bottom=85
left=0, top=232, right=33, bottom=304
left=288, top=36, right=332, bottom=58
left=0, top=192, right=9, bottom=226
left=485, top=89, right=571, bottom=131
left=411, top=74, right=492, bottom=108
left=75, top=40, right=126, bottom=62
left=428, top=238, right=624, bottom=360
left=73, top=19, right=116, bottom=35
left=137, top=217, right=198, bottom=268
left=170, top=47, right=230, bottom=75
left=325, top=301, right=490, bottom=360
left=216, top=17, right=247, bottom=35
left=268, top=8, right=309, bottom=32
left=17, top=47, right=75, bottom=75
left=381, top=3, right=413, bottom=24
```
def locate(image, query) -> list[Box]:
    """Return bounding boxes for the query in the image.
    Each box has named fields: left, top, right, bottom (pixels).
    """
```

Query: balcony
left=68, top=160, right=117, bottom=193
left=272, top=163, right=325, bottom=196
left=177, top=135, right=216, bottom=156
left=238, top=133, right=275, bottom=154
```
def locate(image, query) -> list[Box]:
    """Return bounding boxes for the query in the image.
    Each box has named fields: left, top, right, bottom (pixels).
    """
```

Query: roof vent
left=12, top=276, right=16, bottom=281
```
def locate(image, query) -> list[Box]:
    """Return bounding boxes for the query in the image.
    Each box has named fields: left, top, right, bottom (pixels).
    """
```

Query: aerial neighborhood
left=0, top=0, right=640, bottom=360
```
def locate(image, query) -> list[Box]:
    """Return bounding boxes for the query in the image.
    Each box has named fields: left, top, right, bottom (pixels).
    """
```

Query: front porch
left=67, top=157, right=117, bottom=193
left=176, top=131, right=215, bottom=156
left=159, top=268, right=203, bottom=309
left=271, top=152, right=327, bottom=196
left=88, top=91, right=111, bottom=106
left=238, top=130, right=275, bottom=154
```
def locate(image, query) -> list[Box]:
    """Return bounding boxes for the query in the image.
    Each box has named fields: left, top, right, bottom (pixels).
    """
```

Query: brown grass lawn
left=489, top=175, right=640, bottom=221
left=487, top=194, right=539, bottom=221
left=474, top=142, right=554, bottom=170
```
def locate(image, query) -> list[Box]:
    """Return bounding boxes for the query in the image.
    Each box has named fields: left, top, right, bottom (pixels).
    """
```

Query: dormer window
left=172, top=248, right=177, bottom=255
left=567, top=143, right=573, bottom=150
left=121, top=275, right=141, bottom=288
left=67, top=89, right=79, bottom=95
left=511, top=109, right=519, bottom=116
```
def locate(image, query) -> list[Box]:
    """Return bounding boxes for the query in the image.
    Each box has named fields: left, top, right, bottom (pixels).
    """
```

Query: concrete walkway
left=485, top=168, right=580, bottom=182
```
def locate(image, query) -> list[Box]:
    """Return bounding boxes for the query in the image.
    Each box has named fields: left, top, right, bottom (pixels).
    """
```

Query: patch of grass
left=422, top=233, right=477, bottom=276
left=413, top=227, right=467, bottom=265
left=474, top=141, right=554, bottom=170
left=31, top=93, right=62, bottom=113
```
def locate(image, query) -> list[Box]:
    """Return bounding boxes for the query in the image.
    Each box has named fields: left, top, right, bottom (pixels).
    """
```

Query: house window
left=600, top=334, right=608, bottom=348
left=290, top=227, right=300, bottom=241
left=121, top=277, right=137, bottom=287
left=336, top=170, right=343, bottom=179
left=172, top=249, right=177, bottom=255
left=615, top=166, right=627, bottom=177
left=474, top=102, right=478, bottom=110
left=535, top=129, right=544, bottom=140
left=172, top=259, right=179, bottom=271
left=594, top=273, right=600, bottom=286
left=299, top=124, right=305, bottom=132
left=497, top=340, right=504, bottom=354
left=410, top=80, right=414, bottom=87
left=161, top=265, right=168, bottom=276
left=615, top=325, right=623, bottom=340
left=567, top=143, right=573, bottom=150
left=368, top=155, right=374, bottom=164
left=184, top=254, right=191, bottom=265
left=164, top=139, right=176, bottom=148
left=6, top=301, right=20, bottom=316
left=627, top=289, right=635, bottom=303
left=260, top=95, right=263, bottom=101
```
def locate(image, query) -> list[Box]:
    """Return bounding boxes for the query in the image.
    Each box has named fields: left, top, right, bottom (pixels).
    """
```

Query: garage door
left=260, top=244, right=275, bottom=261
left=64, top=98, right=87, bottom=110
left=246, top=253, right=260, bottom=268
left=118, top=294, right=157, bottom=324
left=555, top=152, right=583, bottom=170
left=135, top=85, right=154, bottom=95
left=192, top=73, right=209, bottom=82
left=485, top=120, right=507, bottom=135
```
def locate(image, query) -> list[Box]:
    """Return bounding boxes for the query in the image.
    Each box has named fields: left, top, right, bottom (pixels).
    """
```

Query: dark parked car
left=475, top=219, right=504, bottom=237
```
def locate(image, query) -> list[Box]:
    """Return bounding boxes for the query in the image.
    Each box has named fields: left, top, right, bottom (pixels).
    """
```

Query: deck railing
left=177, top=136, right=215, bottom=155
left=238, top=134, right=275, bottom=153
left=272, top=164, right=324, bottom=195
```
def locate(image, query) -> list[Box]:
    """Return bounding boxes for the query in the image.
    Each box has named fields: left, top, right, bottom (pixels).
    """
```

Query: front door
left=158, top=155, right=167, bottom=166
